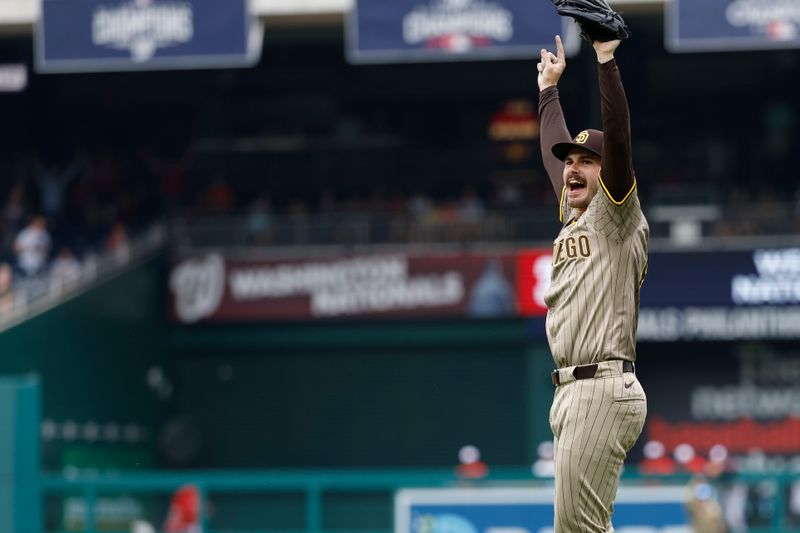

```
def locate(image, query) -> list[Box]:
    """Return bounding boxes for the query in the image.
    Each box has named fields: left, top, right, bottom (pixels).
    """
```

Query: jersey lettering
left=578, top=235, right=590, bottom=256
left=554, top=241, right=565, bottom=265
left=566, top=238, right=577, bottom=258
left=552, top=236, right=591, bottom=267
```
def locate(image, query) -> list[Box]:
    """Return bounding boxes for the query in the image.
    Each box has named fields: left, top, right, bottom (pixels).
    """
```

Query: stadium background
left=1, top=0, right=799, bottom=531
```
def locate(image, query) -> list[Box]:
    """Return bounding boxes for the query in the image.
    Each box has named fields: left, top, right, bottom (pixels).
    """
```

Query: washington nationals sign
left=169, top=252, right=518, bottom=323
left=36, top=0, right=263, bottom=73
left=347, top=0, right=565, bottom=63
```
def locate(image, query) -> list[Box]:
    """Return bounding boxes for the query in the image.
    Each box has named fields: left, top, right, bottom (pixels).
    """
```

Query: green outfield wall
left=0, top=253, right=169, bottom=471
left=0, top=375, right=41, bottom=533
left=171, top=320, right=554, bottom=469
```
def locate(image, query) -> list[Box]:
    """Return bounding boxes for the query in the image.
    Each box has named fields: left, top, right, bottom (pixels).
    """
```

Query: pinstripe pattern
left=545, top=190, right=649, bottom=532
left=545, top=189, right=648, bottom=368
left=550, top=365, right=647, bottom=532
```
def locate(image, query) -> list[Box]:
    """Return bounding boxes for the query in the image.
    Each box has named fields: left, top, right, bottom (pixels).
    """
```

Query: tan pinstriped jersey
left=544, top=182, right=649, bottom=368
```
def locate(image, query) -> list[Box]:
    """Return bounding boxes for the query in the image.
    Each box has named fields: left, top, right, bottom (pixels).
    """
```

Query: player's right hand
left=537, top=35, right=566, bottom=91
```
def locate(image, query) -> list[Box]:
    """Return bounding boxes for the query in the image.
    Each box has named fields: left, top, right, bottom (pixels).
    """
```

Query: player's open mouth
left=567, top=179, right=586, bottom=192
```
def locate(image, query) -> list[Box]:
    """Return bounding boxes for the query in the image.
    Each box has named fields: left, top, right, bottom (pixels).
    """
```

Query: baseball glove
left=551, top=0, right=631, bottom=43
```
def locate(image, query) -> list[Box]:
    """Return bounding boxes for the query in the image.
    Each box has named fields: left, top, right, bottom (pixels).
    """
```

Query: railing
left=41, top=468, right=533, bottom=533
left=40, top=468, right=800, bottom=533
left=171, top=202, right=800, bottom=251
left=0, top=224, right=166, bottom=331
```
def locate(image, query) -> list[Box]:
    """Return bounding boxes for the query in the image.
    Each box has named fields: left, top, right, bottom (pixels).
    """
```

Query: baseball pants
left=549, top=360, right=647, bottom=533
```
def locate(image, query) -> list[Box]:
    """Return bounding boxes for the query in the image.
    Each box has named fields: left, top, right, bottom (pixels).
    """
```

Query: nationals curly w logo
left=170, top=254, right=225, bottom=323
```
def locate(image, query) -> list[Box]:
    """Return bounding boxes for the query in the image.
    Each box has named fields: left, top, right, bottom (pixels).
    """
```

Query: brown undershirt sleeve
left=539, top=85, right=573, bottom=198
left=598, top=59, right=635, bottom=202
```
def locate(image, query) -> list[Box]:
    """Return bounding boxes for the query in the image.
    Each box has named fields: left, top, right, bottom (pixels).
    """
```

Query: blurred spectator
left=455, top=445, right=488, bottom=480
left=202, top=175, right=235, bottom=213
left=722, top=481, right=748, bottom=533
left=788, top=480, right=800, bottom=528
left=532, top=440, right=555, bottom=478
left=685, top=444, right=732, bottom=533
left=90, top=150, right=122, bottom=204
left=13, top=215, right=51, bottom=277
left=0, top=262, right=14, bottom=314
left=33, top=155, right=84, bottom=219
left=50, top=246, right=82, bottom=290
left=408, top=192, right=434, bottom=221
left=685, top=476, right=726, bottom=533
left=106, top=221, right=131, bottom=264
left=2, top=184, right=27, bottom=249
left=384, top=187, right=408, bottom=214
left=457, top=186, right=485, bottom=223
left=287, top=199, right=310, bottom=243
left=707, top=445, right=729, bottom=473
left=130, top=520, right=155, bottom=533
left=495, top=180, right=523, bottom=208
left=746, top=480, right=777, bottom=529
left=163, top=484, right=202, bottom=533
left=457, top=186, right=485, bottom=241
left=408, top=192, right=435, bottom=241
left=246, top=193, right=273, bottom=245
left=674, top=443, right=708, bottom=474
left=139, top=146, right=193, bottom=212
left=639, top=440, right=677, bottom=475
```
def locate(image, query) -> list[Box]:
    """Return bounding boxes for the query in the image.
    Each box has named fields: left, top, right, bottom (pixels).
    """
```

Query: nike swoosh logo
left=624, top=381, right=634, bottom=389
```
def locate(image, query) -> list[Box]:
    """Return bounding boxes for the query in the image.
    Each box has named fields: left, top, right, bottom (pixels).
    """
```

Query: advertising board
left=347, top=0, right=570, bottom=63
left=170, top=252, right=517, bottom=323
left=170, top=246, right=800, bottom=341
left=37, top=0, right=262, bottom=73
left=666, top=0, right=800, bottom=52
left=395, top=487, right=690, bottom=533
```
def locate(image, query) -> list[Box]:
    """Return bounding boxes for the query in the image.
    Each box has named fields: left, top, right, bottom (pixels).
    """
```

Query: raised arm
left=537, top=35, right=572, bottom=198
left=593, top=40, right=635, bottom=203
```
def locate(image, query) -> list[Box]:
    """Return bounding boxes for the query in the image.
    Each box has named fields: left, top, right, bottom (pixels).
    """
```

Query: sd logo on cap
left=551, top=128, right=604, bottom=161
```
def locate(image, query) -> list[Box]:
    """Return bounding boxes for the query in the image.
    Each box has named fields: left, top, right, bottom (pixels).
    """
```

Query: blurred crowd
left=1, top=115, right=798, bottom=310
left=1, top=156, right=795, bottom=304
left=0, top=151, right=150, bottom=312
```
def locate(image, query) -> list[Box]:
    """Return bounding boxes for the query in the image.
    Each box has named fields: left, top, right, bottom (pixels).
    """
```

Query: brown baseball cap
left=551, top=129, right=604, bottom=161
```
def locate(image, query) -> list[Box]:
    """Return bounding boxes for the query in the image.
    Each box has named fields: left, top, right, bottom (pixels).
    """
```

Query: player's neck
left=573, top=208, right=586, bottom=220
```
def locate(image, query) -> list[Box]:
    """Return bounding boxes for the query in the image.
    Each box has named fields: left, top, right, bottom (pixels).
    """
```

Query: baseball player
left=536, top=35, right=649, bottom=532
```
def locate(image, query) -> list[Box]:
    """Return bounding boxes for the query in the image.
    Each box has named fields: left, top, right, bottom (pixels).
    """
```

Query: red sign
left=515, top=248, right=552, bottom=317
left=648, top=415, right=800, bottom=456
left=169, top=252, right=517, bottom=323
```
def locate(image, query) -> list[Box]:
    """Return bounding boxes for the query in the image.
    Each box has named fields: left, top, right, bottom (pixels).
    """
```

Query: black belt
left=551, top=360, right=635, bottom=386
